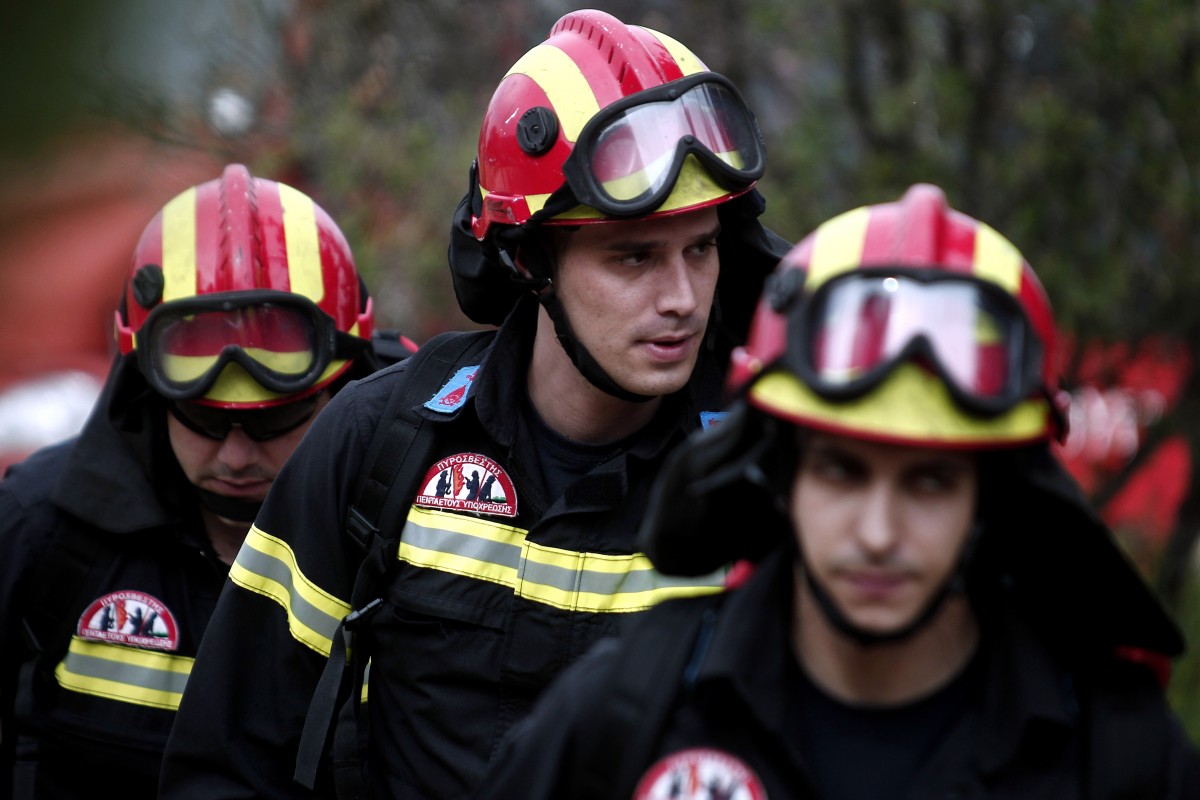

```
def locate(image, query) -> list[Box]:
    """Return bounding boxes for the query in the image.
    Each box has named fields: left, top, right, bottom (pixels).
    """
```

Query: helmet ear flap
left=640, top=403, right=792, bottom=576
left=448, top=191, right=527, bottom=325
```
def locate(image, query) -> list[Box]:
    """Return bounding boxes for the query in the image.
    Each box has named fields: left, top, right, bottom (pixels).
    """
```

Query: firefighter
left=0, top=164, right=400, bottom=799
left=160, top=9, right=789, bottom=799
left=475, top=184, right=1200, bottom=799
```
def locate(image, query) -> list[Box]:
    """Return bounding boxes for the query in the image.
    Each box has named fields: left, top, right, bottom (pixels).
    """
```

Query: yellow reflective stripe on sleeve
left=807, top=206, right=871, bottom=290
left=160, top=187, right=197, bottom=303
left=277, top=182, right=324, bottom=302
left=398, top=507, right=726, bottom=613
left=53, top=636, right=192, bottom=711
left=230, top=525, right=350, bottom=656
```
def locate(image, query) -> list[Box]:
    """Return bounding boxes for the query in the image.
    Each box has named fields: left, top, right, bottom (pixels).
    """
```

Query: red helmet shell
left=472, top=9, right=740, bottom=239
left=731, top=183, right=1064, bottom=447
left=116, top=164, right=373, bottom=407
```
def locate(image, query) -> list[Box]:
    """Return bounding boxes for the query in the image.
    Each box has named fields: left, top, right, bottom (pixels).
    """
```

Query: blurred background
left=1, top=0, right=1197, bottom=735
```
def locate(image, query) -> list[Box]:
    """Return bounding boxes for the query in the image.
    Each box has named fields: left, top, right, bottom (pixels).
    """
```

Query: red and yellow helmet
left=471, top=8, right=766, bottom=240
left=730, top=183, right=1066, bottom=449
left=115, top=164, right=375, bottom=409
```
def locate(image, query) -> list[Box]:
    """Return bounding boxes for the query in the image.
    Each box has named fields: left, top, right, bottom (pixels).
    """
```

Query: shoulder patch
left=413, top=452, right=518, bottom=518
left=424, top=365, right=480, bottom=413
left=76, top=590, right=180, bottom=651
left=635, top=747, right=768, bottom=799
left=700, top=411, right=728, bottom=429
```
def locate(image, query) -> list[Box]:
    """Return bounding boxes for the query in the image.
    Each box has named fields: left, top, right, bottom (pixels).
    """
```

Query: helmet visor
left=788, top=271, right=1042, bottom=416
left=560, top=73, right=765, bottom=218
left=136, top=291, right=361, bottom=401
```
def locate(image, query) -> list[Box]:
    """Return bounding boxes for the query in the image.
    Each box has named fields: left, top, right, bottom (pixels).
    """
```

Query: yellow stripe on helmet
left=507, top=43, right=599, bottom=142
left=806, top=206, right=871, bottom=291
left=643, top=29, right=708, bottom=75
left=278, top=183, right=323, bottom=302
left=199, top=359, right=349, bottom=405
left=547, top=155, right=734, bottom=223
left=748, top=365, right=1050, bottom=447
left=160, top=187, right=198, bottom=304
left=972, top=221, right=1023, bottom=295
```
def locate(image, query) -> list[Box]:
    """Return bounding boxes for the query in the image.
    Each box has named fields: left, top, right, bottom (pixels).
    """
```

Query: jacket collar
left=50, top=355, right=184, bottom=533
left=974, top=610, right=1079, bottom=775
left=463, top=294, right=718, bottom=464
left=691, top=546, right=1083, bottom=775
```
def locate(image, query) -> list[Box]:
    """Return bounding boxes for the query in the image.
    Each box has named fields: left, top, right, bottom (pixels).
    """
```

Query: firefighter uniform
left=0, top=358, right=227, bottom=799
left=475, top=182, right=1200, bottom=800
left=479, top=539, right=1200, bottom=800
left=160, top=299, right=730, bottom=799
left=2, top=164, right=390, bottom=800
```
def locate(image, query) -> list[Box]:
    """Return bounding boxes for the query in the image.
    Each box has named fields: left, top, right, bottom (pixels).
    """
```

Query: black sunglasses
left=168, top=394, right=322, bottom=442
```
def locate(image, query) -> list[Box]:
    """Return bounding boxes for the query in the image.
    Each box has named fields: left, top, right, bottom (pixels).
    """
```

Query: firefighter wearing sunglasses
left=475, top=184, right=1200, bottom=799
left=0, top=164, right=401, bottom=799
left=161, top=10, right=789, bottom=800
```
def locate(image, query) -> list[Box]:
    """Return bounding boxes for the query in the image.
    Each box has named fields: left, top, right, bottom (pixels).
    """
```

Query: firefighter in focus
left=0, top=164, right=401, bottom=799
left=475, top=183, right=1200, bottom=799
left=160, top=9, right=789, bottom=799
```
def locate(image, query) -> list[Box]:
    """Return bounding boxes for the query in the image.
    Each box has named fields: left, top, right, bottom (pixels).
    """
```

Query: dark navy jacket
left=0, top=358, right=227, bottom=800
left=160, top=301, right=731, bottom=799
left=478, top=544, right=1200, bottom=799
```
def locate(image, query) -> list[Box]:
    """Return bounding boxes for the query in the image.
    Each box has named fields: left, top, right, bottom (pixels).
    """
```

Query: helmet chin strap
left=800, top=521, right=983, bottom=647
left=500, top=242, right=656, bottom=404
left=196, top=488, right=263, bottom=524
left=538, top=291, right=656, bottom=404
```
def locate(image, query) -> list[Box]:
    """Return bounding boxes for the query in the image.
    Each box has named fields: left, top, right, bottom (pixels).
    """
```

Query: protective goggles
left=168, top=393, right=321, bottom=441
left=552, top=72, right=765, bottom=218
left=135, top=291, right=368, bottom=402
left=784, top=270, right=1046, bottom=417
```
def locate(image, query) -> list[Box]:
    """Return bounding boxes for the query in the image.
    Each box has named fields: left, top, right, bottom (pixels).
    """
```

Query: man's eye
left=615, top=253, right=650, bottom=268
left=907, top=469, right=960, bottom=494
left=808, top=456, right=858, bottom=483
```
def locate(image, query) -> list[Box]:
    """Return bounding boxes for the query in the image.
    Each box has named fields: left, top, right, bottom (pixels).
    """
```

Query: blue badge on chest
left=699, top=411, right=728, bottom=429
left=425, top=365, right=480, bottom=413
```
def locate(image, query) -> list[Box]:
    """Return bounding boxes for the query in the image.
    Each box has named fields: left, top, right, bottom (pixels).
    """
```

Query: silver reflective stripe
left=54, top=636, right=192, bottom=711
left=230, top=526, right=350, bottom=656
left=398, top=507, right=726, bottom=613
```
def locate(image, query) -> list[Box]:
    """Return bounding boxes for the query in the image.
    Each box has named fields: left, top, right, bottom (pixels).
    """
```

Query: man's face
left=167, top=392, right=331, bottom=511
left=790, top=432, right=978, bottom=638
left=550, top=207, right=721, bottom=398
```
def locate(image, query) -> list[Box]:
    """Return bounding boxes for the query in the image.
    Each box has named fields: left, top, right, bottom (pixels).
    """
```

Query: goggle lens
left=556, top=73, right=765, bottom=218
left=588, top=81, right=760, bottom=204
left=156, top=304, right=319, bottom=385
left=169, top=394, right=321, bottom=442
left=133, top=291, right=362, bottom=402
left=799, top=273, right=1030, bottom=410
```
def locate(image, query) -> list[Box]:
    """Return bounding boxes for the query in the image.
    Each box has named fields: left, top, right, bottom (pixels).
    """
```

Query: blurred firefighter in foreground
left=476, top=183, right=1200, bottom=799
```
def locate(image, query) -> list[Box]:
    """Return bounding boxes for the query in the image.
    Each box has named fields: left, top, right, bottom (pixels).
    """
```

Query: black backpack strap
left=294, top=329, right=494, bottom=796
left=579, top=592, right=725, bottom=799
left=14, top=520, right=112, bottom=799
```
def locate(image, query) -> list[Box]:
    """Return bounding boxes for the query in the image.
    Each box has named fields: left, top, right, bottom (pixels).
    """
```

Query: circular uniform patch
left=413, top=452, right=518, bottom=518
left=76, top=590, right=180, bottom=650
left=634, top=747, right=768, bottom=799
